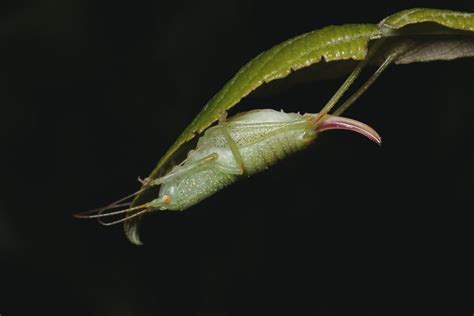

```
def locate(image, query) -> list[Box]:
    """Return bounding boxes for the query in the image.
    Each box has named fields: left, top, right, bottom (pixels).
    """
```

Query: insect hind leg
left=313, top=40, right=402, bottom=124
left=332, top=52, right=397, bottom=116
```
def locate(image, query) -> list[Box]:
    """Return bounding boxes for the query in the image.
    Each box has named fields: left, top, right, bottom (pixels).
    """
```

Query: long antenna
left=74, top=203, right=151, bottom=219
left=102, top=186, right=149, bottom=208
left=73, top=202, right=131, bottom=217
left=73, top=183, right=153, bottom=220
left=99, top=208, right=152, bottom=226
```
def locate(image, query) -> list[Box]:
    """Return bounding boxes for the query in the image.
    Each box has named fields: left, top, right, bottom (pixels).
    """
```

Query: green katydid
left=74, top=8, right=474, bottom=245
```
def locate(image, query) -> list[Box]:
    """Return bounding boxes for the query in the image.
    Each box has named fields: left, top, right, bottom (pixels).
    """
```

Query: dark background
left=0, top=1, right=472, bottom=315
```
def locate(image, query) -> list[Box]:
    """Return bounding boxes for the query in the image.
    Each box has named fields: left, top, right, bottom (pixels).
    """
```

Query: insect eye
left=162, top=195, right=172, bottom=205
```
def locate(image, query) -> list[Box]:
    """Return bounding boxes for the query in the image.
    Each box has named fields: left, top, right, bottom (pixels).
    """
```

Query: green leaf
left=149, top=8, right=474, bottom=182
left=376, top=8, right=474, bottom=64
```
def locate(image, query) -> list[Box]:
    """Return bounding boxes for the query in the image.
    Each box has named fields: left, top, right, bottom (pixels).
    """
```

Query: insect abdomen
left=241, top=125, right=316, bottom=175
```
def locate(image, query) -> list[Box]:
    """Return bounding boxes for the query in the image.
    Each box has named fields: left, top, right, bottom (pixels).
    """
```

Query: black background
left=0, top=1, right=472, bottom=315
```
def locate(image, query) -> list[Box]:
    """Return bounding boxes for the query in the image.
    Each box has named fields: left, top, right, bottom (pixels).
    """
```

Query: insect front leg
left=312, top=40, right=400, bottom=124
left=219, top=111, right=246, bottom=175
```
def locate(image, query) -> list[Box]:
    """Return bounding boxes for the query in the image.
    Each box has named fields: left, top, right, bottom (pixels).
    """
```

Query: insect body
left=75, top=109, right=380, bottom=224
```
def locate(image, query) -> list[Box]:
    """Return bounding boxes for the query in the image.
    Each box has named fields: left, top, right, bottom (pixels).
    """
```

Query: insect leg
left=312, top=58, right=367, bottom=124
left=151, top=153, right=219, bottom=185
left=312, top=39, right=401, bottom=124
left=332, top=52, right=397, bottom=116
left=219, top=111, right=246, bottom=175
